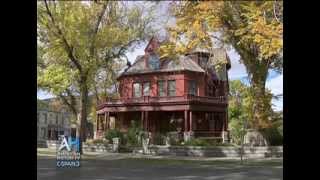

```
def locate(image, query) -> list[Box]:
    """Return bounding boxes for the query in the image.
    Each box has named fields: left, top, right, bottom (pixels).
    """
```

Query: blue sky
left=38, top=1, right=282, bottom=111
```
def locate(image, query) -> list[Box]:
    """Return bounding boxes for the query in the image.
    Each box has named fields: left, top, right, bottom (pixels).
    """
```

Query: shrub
left=153, top=133, right=167, bottom=145
left=92, top=138, right=108, bottom=144
left=182, top=138, right=233, bottom=147
left=166, top=132, right=182, bottom=145
left=184, top=139, right=210, bottom=146
left=105, top=129, right=123, bottom=143
left=260, top=126, right=283, bottom=146
left=229, top=116, right=248, bottom=145
left=126, top=120, right=142, bottom=146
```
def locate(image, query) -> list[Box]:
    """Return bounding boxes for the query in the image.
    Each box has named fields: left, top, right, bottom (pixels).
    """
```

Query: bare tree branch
left=273, top=1, right=280, bottom=23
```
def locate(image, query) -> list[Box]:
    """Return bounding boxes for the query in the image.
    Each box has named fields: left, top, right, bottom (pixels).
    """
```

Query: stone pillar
left=222, top=130, right=229, bottom=143
left=112, top=137, right=120, bottom=153
left=184, top=110, right=190, bottom=142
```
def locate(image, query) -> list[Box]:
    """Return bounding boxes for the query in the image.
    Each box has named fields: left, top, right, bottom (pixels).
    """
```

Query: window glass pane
left=143, top=82, right=150, bottom=96
left=188, top=80, right=197, bottom=95
left=168, top=80, right=176, bottom=96
left=133, top=83, right=141, bottom=97
left=158, top=81, right=165, bottom=96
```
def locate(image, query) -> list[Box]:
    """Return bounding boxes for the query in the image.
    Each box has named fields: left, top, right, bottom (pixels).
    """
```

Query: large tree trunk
left=235, top=45, right=271, bottom=130
left=251, top=69, right=270, bottom=129
left=78, top=75, right=89, bottom=154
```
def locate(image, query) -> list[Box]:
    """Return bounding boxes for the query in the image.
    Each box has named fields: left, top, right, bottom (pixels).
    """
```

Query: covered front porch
left=96, top=110, right=228, bottom=144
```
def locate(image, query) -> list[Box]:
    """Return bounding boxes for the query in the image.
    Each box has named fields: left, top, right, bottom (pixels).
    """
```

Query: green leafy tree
left=37, top=1, right=157, bottom=153
left=228, top=80, right=274, bottom=144
left=161, top=1, right=283, bottom=129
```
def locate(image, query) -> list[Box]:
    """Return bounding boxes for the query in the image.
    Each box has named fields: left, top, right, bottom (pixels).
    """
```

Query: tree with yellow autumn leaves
left=160, top=1, right=283, bottom=129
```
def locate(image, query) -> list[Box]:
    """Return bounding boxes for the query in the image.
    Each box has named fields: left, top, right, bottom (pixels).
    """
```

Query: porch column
left=141, top=111, right=144, bottom=130
left=100, top=115, right=104, bottom=131
left=189, top=111, right=193, bottom=132
left=145, top=111, right=149, bottom=132
left=105, top=112, right=109, bottom=130
left=96, top=114, right=99, bottom=132
left=184, top=110, right=188, bottom=132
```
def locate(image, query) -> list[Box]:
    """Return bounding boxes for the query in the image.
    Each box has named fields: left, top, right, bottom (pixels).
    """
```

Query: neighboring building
left=96, top=37, right=231, bottom=143
left=37, top=108, right=75, bottom=142
left=37, top=97, right=95, bottom=143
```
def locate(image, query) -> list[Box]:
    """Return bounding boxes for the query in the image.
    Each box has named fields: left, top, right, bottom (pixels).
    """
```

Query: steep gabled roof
left=119, top=55, right=205, bottom=77
left=118, top=37, right=231, bottom=79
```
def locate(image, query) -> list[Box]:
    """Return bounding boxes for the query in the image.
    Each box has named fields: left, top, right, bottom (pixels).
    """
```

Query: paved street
left=37, top=154, right=283, bottom=180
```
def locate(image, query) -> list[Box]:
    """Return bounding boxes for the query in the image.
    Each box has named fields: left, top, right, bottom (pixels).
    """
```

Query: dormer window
left=148, top=54, right=160, bottom=70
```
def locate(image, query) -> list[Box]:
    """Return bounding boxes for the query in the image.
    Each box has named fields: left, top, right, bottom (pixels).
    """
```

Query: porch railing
left=98, top=95, right=226, bottom=106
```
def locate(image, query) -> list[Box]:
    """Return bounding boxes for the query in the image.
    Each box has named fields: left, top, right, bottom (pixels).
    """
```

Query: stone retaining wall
left=82, top=144, right=111, bottom=152
left=44, top=140, right=282, bottom=158
left=149, top=146, right=283, bottom=158
left=37, top=140, right=48, bottom=148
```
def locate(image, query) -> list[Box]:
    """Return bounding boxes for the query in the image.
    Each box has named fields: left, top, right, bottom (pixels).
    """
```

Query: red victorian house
left=96, top=37, right=231, bottom=143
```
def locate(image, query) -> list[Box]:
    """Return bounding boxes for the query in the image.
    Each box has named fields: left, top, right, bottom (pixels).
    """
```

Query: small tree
left=127, top=120, right=142, bottom=146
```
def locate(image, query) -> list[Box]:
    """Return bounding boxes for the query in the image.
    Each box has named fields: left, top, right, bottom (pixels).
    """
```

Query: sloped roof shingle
left=120, top=55, right=205, bottom=77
